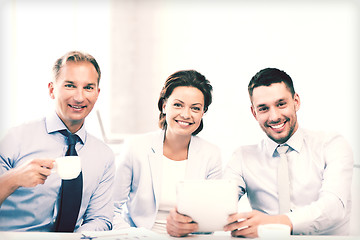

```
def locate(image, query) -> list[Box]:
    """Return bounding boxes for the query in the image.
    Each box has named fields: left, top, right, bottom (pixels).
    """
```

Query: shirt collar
left=286, top=127, right=303, bottom=153
left=264, top=127, right=304, bottom=157
left=45, top=111, right=86, bottom=144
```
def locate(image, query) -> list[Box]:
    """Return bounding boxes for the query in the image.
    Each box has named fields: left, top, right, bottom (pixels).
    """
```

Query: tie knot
left=59, top=130, right=79, bottom=146
left=277, top=145, right=289, bottom=155
left=67, top=134, right=79, bottom=146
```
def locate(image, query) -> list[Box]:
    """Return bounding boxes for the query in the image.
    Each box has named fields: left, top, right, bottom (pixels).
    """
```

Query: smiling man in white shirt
left=223, top=68, right=353, bottom=238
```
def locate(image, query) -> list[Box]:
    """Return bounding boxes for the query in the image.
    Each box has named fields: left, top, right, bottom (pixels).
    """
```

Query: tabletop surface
left=1, top=228, right=359, bottom=240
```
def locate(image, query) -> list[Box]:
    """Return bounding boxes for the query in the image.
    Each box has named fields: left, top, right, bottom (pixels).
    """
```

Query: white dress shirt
left=223, top=128, right=353, bottom=235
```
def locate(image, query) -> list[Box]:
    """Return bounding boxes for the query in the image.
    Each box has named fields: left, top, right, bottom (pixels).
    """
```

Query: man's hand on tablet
left=224, top=210, right=292, bottom=238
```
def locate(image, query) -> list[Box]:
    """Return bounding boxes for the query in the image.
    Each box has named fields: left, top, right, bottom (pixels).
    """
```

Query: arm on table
left=224, top=210, right=292, bottom=238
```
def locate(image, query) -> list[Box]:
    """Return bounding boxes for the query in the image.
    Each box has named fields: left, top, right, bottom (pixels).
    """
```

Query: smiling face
left=48, top=61, right=100, bottom=133
left=163, top=86, right=205, bottom=137
left=250, top=82, right=300, bottom=144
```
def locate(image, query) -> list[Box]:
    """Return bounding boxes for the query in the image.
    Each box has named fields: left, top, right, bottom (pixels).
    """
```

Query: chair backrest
left=96, top=110, right=124, bottom=145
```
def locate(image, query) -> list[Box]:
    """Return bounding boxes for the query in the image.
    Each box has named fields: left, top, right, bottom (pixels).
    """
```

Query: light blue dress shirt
left=224, top=128, right=353, bottom=235
left=0, top=111, right=115, bottom=232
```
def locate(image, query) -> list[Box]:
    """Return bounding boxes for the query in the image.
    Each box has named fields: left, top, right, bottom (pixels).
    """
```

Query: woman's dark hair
left=157, top=70, right=213, bottom=135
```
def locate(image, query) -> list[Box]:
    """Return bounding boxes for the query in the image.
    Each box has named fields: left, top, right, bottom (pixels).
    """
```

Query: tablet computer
left=176, top=179, right=239, bottom=232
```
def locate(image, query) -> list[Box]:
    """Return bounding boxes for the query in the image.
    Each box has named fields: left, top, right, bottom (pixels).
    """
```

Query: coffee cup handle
left=51, top=162, right=58, bottom=173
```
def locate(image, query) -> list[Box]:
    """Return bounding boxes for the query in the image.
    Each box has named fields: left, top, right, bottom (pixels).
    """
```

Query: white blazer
left=113, top=130, right=222, bottom=229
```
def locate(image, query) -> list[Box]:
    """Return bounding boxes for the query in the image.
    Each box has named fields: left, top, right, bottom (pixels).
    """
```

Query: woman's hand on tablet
left=166, top=207, right=198, bottom=237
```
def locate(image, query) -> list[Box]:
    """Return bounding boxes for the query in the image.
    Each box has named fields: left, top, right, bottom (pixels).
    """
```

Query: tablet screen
left=176, top=179, right=239, bottom=232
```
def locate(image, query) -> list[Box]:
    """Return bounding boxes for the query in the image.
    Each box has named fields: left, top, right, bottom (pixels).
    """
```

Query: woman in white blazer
left=113, top=70, right=222, bottom=237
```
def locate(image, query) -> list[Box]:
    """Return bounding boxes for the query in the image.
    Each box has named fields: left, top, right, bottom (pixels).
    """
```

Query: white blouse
left=151, top=155, right=187, bottom=234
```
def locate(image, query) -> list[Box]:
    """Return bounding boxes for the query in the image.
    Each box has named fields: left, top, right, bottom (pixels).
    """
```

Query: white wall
left=1, top=0, right=359, bottom=234
left=152, top=0, right=360, bottom=166
left=1, top=0, right=358, bottom=162
left=0, top=0, right=112, bottom=139
left=106, top=0, right=359, bottom=166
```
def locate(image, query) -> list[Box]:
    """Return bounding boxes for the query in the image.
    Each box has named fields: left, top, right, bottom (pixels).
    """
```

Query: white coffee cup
left=53, top=156, right=81, bottom=180
left=258, top=224, right=291, bottom=239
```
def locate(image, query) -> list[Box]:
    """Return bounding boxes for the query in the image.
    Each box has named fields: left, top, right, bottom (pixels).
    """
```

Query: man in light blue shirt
left=223, top=68, right=353, bottom=237
left=0, top=51, right=115, bottom=232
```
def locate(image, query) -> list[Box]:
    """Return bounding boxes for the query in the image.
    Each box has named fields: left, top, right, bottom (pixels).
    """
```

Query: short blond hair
left=52, top=51, right=101, bottom=83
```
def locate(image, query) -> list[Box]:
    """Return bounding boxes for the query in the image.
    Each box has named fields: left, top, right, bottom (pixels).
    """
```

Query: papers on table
left=81, top=227, right=169, bottom=239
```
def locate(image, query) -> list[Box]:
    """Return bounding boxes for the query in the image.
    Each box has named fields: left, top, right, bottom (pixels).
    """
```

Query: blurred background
left=0, top=0, right=359, bottom=234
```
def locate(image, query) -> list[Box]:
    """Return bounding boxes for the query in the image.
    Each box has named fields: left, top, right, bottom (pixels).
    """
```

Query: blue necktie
left=55, top=130, right=83, bottom=232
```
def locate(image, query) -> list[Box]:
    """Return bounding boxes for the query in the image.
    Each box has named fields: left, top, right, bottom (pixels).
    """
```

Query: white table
left=1, top=229, right=359, bottom=240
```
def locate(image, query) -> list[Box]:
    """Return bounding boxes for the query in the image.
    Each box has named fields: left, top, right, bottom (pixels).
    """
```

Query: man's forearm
left=0, top=170, right=20, bottom=206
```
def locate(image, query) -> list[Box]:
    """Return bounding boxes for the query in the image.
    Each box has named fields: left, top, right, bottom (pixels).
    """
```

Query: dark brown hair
left=157, top=70, right=213, bottom=135
left=248, top=68, right=295, bottom=101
